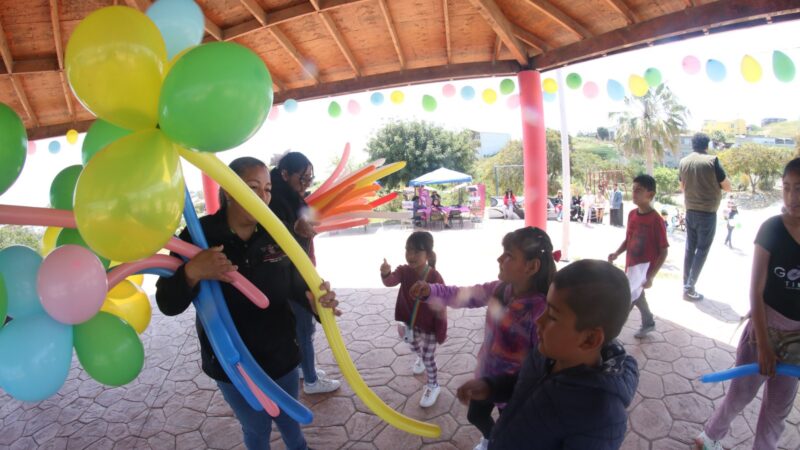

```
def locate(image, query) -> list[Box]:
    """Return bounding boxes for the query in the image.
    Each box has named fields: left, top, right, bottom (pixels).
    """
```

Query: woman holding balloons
left=155, top=157, right=340, bottom=450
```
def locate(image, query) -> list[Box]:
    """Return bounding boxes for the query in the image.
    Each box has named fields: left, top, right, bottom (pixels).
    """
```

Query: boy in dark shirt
left=456, top=260, right=638, bottom=450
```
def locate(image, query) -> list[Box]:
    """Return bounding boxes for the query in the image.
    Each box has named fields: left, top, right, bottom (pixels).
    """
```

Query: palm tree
left=610, top=84, right=689, bottom=175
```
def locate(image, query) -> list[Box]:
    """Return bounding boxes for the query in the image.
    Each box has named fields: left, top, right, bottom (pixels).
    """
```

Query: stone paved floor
left=2, top=287, right=800, bottom=450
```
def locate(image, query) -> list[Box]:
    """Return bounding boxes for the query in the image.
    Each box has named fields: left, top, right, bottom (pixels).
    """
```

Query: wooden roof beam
left=0, top=19, right=38, bottom=127
left=512, top=24, right=547, bottom=54
left=493, top=35, right=503, bottom=62
left=28, top=119, right=94, bottom=141
left=239, top=0, right=267, bottom=25
left=524, top=0, right=592, bottom=39
left=602, top=0, right=638, bottom=25
left=318, top=12, right=361, bottom=77
left=684, top=0, right=695, bottom=7
left=269, top=27, right=320, bottom=84
left=468, top=0, right=529, bottom=65
left=443, top=0, right=452, bottom=64
left=377, top=0, right=405, bottom=69
left=49, top=0, right=75, bottom=121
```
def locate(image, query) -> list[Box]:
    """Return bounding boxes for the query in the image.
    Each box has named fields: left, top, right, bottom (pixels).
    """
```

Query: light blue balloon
left=48, top=140, right=60, bottom=154
left=146, top=0, right=205, bottom=59
left=370, top=92, right=384, bottom=106
left=607, top=79, right=625, bottom=101
left=0, top=314, right=73, bottom=402
left=543, top=91, right=557, bottom=102
left=0, top=246, right=43, bottom=319
left=706, top=59, right=727, bottom=82
left=461, top=86, right=475, bottom=100
left=283, top=99, right=298, bottom=113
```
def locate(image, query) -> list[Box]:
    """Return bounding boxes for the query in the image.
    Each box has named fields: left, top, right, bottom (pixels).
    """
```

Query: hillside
left=759, top=119, right=800, bottom=138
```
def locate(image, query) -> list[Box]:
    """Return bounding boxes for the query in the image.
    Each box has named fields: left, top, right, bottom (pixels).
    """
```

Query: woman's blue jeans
left=216, top=369, right=307, bottom=450
left=289, top=300, right=318, bottom=384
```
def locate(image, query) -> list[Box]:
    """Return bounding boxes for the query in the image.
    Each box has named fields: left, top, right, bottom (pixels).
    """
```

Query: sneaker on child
left=634, top=322, right=656, bottom=339
left=694, top=431, right=722, bottom=450
left=298, top=368, right=327, bottom=380
left=412, top=356, right=425, bottom=375
left=419, top=384, right=441, bottom=408
left=683, top=289, right=704, bottom=301
left=303, top=375, right=340, bottom=394
left=473, top=437, right=489, bottom=450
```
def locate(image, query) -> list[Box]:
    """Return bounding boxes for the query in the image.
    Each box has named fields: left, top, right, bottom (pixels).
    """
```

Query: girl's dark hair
left=502, top=226, right=557, bottom=295
left=407, top=231, right=436, bottom=269
left=277, top=152, right=313, bottom=176
left=219, top=157, right=267, bottom=210
left=784, top=158, right=800, bottom=178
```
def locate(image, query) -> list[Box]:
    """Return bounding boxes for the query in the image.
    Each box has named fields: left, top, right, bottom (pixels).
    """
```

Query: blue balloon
left=701, top=363, right=800, bottom=383
left=0, top=314, right=73, bottom=402
left=48, top=140, right=60, bottom=154
left=283, top=99, right=298, bottom=113
left=370, top=92, right=384, bottom=106
left=706, top=59, right=727, bottom=82
left=461, top=86, right=476, bottom=100
left=543, top=91, right=557, bottom=102
left=0, top=246, right=43, bottom=319
left=607, top=79, right=625, bottom=101
left=146, top=0, right=205, bottom=59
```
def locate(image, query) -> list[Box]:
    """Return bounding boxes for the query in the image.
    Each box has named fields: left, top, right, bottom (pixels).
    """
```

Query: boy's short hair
left=633, top=174, right=657, bottom=193
left=552, top=260, right=631, bottom=344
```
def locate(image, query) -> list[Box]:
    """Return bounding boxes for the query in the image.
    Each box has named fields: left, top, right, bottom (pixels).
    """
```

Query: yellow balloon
left=74, top=130, right=184, bottom=262
left=354, top=162, right=407, bottom=189
left=66, top=129, right=79, bottom=145
left=65, top=6, right=167, bottom=131
left=741, top=55, right=762, bottom=83
left=390, top=90, right=404, bottom=104
left=41, top=226, right=62, bottom=256
left=482, top=88, right=498, bottom=104
left=101, top=280, right=151, bottom=334
left=178, top=148, right=441, bottom=438
left=542, top=78, right=558, bottom=94
left=628, top=75, right=649, bottom=97
left=127, top=273, right=145, bottom=286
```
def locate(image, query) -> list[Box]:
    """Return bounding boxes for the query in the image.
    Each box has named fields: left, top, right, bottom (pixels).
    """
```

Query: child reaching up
left=410, top=227, right=556, bottom=450
left=456, top=259, right=638, bottom=450
left=380, top=231, right=446, bottom=408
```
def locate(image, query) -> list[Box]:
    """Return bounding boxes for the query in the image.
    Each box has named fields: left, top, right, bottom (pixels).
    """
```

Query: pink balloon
left=583, top=81, right=599, bottom=98
left=27, top=141, right=36, bottom=155
left=347, top=99, right=361, bottom=115
left=442, top=83, right=456, bottom=98
left=506, top=94, right=520, bottom=109
left=37, top=245, right=108, bottom=324
left=683, top=55, right=701, bottom=74
left=268, top=106, right=279, bottom=121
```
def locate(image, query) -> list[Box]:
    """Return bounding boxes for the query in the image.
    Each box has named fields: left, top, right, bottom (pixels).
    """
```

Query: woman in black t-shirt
left=697, top=158, right=800, bottom=450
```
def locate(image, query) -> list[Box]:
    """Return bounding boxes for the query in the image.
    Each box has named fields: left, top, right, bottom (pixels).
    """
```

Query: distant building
left=761, top=117, right=787, bottom=127
left=471, top=131, right=512, bottom=157
left=702, top=119, right=746, bottom=136
left=661, top=135, right=695, bottom=168
left=734, top=135, right=796, bottom=148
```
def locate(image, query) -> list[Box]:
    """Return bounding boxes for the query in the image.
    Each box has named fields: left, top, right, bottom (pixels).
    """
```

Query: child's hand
left=642, top=277, right=653, bottom=289
left=409, top=281, right=430, bottom=299
left=607, top=252, right=618, bottom=263
left=757, top=339, right=777, bottom=377
left=457, top=379, right=490, bottom=405
left=306, top=281, right=342, bottom=317
left=380, top=258, right=391, bottom=276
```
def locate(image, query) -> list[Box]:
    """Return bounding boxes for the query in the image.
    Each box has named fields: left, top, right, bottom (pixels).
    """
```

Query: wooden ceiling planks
left=0, top=0, right=795, bottom=139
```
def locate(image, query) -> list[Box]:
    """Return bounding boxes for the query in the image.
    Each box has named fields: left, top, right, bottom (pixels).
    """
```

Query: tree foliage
left=0, top=226, right=41, bottom=252
left=596, top=127, right=610, bottom=141
left=653, top=167, right=679, bottom=202
left=365, top=120, right=478, bottom=188
left=610, top=84, right=689, bottom=175
left=710, top=130, right=732, bottom=150
left=718, top=144, right=794, bottom=193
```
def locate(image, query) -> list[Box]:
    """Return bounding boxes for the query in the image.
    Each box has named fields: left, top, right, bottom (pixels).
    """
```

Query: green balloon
left=328, top=101, right=342, bottom=118
left=565, top=73, right=582, bottom=89
left=74, top=312, right=144, bottom=386
left=644, top=68, right=663, bottom=87
left=159, top=42, right=273, bottom=152
left=422, top=95, right=437, bottom=112
left=0, top=274, right=7, bottom=326
left=81, top=119, right=132, bottom=166
left=49, top=165, right=83, bottom=210
left=773, top=51, right=795, bottom=83
left=499, top=79, right=515, bottom=95
left=56, top=228, right=110, bottom=269
left=0, top=103, right=27, bottom=195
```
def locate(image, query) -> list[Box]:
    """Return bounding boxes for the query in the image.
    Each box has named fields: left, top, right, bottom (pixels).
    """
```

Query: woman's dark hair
left=407, top=231, right=436, bottom=268
left=502, top=226, right=557, bottom=295
left=277, top=152, right=313, bottom=177
left=783, top=158, right=800, bottom=178
left=219, top=157, right=267, bottom=210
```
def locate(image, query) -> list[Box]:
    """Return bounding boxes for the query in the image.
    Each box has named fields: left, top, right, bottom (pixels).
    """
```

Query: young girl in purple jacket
left=380, top=231, right=446, bottom=408
left=410, top=227, right=557, bottom=450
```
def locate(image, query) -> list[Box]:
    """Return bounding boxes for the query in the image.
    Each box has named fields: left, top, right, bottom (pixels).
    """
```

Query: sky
left=2, top=19, right=799, bottom=208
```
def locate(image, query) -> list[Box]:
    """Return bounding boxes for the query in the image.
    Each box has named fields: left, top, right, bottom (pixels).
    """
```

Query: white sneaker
left=694, top=432, right=723, bottom=450
left=419, top=384, right=441, bottom=408
left=473, top=438, right=489, bottom=450
left=303, top=376, right=340, bottom=394
left=298, top=368, right=326, bottom=380
left=412, top=357, right=425, bottom=375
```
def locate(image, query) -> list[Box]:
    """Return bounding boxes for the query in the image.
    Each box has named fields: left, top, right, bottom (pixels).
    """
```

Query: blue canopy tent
left=408, top=167, right=472, bottom=186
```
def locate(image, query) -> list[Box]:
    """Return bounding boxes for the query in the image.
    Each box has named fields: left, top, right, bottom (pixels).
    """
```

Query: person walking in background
left=679, top=133, right=732, bottom=301
left=503, top=189, right=517, bottom=220
left=610, top=183, right=624, bottom=227
left=724, top=200, right=739, bottom=248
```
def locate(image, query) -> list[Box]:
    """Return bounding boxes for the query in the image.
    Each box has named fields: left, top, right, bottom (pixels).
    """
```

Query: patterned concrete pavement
left=2, top=286, right=800, bottom=450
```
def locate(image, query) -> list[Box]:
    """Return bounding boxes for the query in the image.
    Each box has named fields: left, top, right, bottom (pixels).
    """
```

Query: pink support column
left=202, top=173, right=221, bottom=214
left=518, top=70, right=547, bottom=229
